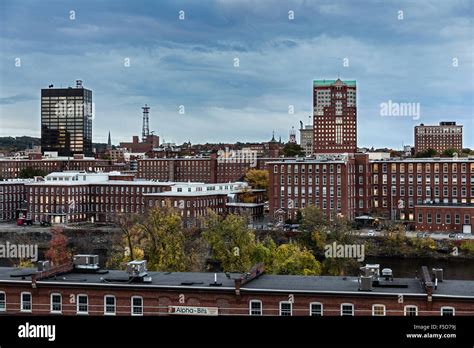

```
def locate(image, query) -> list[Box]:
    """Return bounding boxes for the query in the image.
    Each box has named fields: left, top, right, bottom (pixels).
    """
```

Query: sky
left=0, top=0, right=473, bottom=148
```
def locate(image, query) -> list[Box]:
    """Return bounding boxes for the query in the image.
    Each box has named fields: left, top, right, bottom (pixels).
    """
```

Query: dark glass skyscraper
left=41, top=81, right=93, bottom=156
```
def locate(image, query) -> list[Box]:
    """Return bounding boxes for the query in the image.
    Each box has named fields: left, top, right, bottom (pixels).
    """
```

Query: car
left=40, top=220, right=52, bottom=227
left=448, top=233, right=457, bottom=239
left=456, top=234, right=464, bottom=240
left=417, top=232, right=424, bottom=238
left=367, top=230, right=375, bottom=236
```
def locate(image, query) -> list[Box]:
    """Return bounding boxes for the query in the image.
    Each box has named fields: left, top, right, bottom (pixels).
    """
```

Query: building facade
left=0, top=262, right=471, bottom=316
left=414, top=122, right=463, bottom=155
left=41, top=81, right=93, bottom=156
left=313, top=79, right=357, bottom=154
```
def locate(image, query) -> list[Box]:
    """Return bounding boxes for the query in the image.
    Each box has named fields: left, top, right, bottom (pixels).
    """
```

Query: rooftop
left=313, top=79, right=356, bottom=87
left=0, top=267, right=472, bottom=298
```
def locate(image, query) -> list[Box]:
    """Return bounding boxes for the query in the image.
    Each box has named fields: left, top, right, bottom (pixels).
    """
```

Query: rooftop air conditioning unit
left=73, top=254, right=100, bottom=270
left=127, top=260, right=148, bottom=278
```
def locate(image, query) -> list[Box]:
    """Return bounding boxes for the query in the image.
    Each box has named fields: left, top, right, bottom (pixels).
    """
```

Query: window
left=50, top=293, right=62, bottom=313
left=441, top=307, right=455, bottom=316
left=372, top=304, right=386, bottom=316
left=341, top=303, right=354, bottom=316
left=77, top=294, right=88, bottom=315
left=404, top=305, right=418, bottom=316
left=279, top=301, right=292, bottom=316
left=249, top=300, right=262, bottom=316
left=0, top=292, right=5, bottom=311
left=131, top=296, right=143, bottom=316
left=21, top=292, right=32, bottom=312
left=310, top=302, right=323, bottom=316
left=104, top=295, right=116, bottom=315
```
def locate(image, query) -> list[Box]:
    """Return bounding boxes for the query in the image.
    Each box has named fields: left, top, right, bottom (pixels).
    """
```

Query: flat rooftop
left=0, top=267, right=472, bottom=298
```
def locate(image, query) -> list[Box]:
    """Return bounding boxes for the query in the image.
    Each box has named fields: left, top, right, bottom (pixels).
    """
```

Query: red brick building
left=313, top=79, right=357, bottom=154
left=119, top=135, right=160, bottom=154
left=0, top=179, right=31, bottom=221
left=414, top=122, right=463, bottom=155
left=414, top=203, right=473, bottom=233
left=0, top=157, right=126, bottom=179
left=0, top=262, right=471, bottom=316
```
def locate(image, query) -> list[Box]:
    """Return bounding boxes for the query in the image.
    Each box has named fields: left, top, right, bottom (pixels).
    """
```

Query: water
left=364, top=256, right=474, bottom=280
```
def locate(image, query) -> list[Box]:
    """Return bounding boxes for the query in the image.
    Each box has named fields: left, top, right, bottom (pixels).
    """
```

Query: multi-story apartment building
left=313, top=79, right=357, bottom=154
left=414, top=122, right=463, bottom=155
left=299, top=121, right=313, bottom=156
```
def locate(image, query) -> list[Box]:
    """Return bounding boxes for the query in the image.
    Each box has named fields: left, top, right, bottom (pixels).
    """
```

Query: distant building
left=313, top=79, right=357, bottom=154
left=414, top=122, right=463, bottom=155
left=119, top=135, right=160, bottom=154
left=41, top=80, right=93, bottom=157
left=299, top=120, right=313, bottom=156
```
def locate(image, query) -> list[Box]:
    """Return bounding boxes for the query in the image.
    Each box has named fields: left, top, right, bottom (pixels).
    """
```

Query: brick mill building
left=0, top=260, right=471, bottom=316
left=414, top=122, right=463, bottom=155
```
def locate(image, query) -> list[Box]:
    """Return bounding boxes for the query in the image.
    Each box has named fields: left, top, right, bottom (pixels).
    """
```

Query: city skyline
left=0, top=0, right=473, bottom=148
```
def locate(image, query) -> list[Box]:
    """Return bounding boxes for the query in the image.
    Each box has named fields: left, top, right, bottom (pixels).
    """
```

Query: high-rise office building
left=41, top=80, right=93, bottom=156
left=313, top=79, right=357, bottom=154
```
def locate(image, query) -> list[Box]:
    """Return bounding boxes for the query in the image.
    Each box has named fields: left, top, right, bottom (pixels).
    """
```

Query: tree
left=202, top=211, right=257, bottom=272
left=415, top=148, right=437, bottom=158
left=282, top=143, right=304, bottom=157
left=300, top=206, right=327, bottom=233
left=244, top=169, right=269, bottom=199
left=18, top=167, right=47, bottom=178
left=135, top=205, right=187, bottom=272
left=442, top=148, right=458, bottom=157
left=268, top=243, right=321, bottom=275
left=45, top=226, right=72, bottom=266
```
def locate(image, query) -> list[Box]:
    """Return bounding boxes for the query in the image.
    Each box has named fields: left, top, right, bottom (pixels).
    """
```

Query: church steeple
left=107, top=131, right=112, bottom=150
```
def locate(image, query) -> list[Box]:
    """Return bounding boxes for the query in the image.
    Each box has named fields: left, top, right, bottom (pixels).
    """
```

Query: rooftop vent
left=432, top=268, right=443, bottom=282
left=364, top=264, right=380, bottom=280
left=37, top=260, right=52, bottom=272
left=73, top=254, right=99, bottom=271
left=359, top=276, right=373, bottom=291
left=381, top=268, right=393, bottom=281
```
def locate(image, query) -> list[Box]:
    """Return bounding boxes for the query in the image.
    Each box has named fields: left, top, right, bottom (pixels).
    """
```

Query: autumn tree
left=135, top=205, right=187, bottom=272
left=45, top=226, right=72, bottom=266
left=202, top=211, right=257, bottom=272
left=244, top=169, right=269, bottom=199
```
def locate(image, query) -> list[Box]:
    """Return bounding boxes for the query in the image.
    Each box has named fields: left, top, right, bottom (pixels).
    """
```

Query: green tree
left=282, top=143, right=304, bottom=157
left=269, top=243, right=321, bottom=275
left=18, top=167, right=47, bottom=178
left=135, top=205, right=187, bottom=271
left=202, top=211, right=257, bottom=272
left=442, top=148, right=458, bottom=157
left=415, top=148, right=437, bottom=158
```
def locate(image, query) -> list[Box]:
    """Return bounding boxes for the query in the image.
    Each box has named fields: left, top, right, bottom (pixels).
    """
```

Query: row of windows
left=0, top=293, right=456, bottom=316
left=373, top=162, right=472, bottom=174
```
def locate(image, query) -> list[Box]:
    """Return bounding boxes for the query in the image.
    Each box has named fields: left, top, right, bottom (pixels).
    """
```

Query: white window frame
left=104, top=295, right=116, bottom=316
left=279, top=301, right=292, bottom=316
left=340, top=303, right=354, bottom=316
left=440, top=306, right=455, bottom=316
left=249, top=300, right=262, bottom=316
left=0, top=291, right=6, bottom=312
left=131, top=296, right=143, bottom=316
left=20, top=292, right=32, bottom=313
left=76, top=294, right=88, bottom=315
left=50, top=293, right=62, bottom=314
left=309, top=302, right=323, bottom=316
left=372, top=304, right=386, bottom=316
left=404, top=305, right=418, bottom=316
